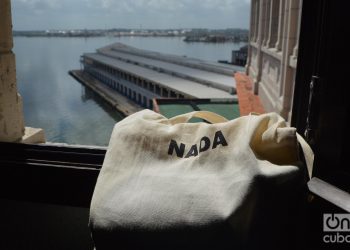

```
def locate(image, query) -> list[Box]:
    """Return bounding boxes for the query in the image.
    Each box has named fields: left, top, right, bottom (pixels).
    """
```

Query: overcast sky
left=11, top=0, right=250, bottom=30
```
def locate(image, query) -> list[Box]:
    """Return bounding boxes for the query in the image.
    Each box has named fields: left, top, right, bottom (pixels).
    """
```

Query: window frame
left=292, top=0, right=350, bottom=211
left=0, top=142, right=104, bottom=207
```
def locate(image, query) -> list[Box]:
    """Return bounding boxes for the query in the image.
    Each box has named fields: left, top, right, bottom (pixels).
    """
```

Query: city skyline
left=12, top=0, right=250, bottom=30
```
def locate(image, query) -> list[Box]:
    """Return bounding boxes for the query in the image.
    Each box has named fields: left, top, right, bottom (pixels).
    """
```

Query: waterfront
left=14, top=36, right=246, bottom=146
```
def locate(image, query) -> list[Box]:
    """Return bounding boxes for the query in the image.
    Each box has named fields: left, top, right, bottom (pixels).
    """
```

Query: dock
left=69, top=70, right=142, bottom=116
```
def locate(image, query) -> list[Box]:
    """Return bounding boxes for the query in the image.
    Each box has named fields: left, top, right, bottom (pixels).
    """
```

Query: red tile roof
left=235, top=72, right=265, bottom=116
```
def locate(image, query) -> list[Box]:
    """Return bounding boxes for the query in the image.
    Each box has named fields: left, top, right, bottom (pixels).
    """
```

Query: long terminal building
left=81, top=43, right=242, bottom=109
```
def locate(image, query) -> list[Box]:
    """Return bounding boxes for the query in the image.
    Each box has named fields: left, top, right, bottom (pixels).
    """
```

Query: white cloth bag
left=89, top=109, right=313, bottom=249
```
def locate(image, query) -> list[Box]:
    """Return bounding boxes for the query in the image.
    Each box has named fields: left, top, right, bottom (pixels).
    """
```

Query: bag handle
left=249, top=112, right=314, bottom=178
left=169, top=111, right=228, bottom=124
left=296, top=133, right=314, bottom=179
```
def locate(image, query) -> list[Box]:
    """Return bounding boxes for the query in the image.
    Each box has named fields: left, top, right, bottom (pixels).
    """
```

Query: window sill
left=308, top=177, right=350, bottom=212
left=21, top=127, right=46, bottom=144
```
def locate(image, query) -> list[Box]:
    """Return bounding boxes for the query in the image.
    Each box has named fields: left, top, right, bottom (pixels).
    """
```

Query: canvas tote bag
left=89, top=109, right=313, bottom=250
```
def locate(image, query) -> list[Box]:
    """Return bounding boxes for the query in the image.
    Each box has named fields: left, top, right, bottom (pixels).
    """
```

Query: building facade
left=82, top=43, right=238, bottom=110
left=231, top=45, right=248, bottom=66
left=246, top=0, right=302, bottom=121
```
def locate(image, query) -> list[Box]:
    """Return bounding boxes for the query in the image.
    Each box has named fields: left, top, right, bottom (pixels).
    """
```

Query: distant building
left=81, top=43, right=240, bottom=109
left=231, top=45, right=248, bottom=66
left=246, top=0, right=302, bottom=121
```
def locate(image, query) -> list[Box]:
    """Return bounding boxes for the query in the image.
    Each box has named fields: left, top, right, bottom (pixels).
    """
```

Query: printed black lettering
left=168, top=139, right=185, bottom=158
left=212, top=130, right=228, bottom=149
left=199, top=136, right=211, bottom=152
left=185, top=144, right=199, bottom=158
left=169, top=130, right=228, bottom=158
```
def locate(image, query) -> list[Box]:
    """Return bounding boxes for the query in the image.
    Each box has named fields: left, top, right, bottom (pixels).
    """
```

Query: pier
left=74, top=43, right=239, bottom=115
left=69, top=70, right=142, bottom=116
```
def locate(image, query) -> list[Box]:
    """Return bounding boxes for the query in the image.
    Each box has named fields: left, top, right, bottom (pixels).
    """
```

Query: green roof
left=158, top=102, right=240, bottom=122
left=159, top=104, right=195, bottom=118
left=196, top=103, right=240, bottom=120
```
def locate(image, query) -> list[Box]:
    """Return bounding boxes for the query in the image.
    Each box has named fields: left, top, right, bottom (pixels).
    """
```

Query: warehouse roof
left=96, top=43, right=238, bottom=93
left=84, top=53, right=236, bottom=99
left=98, top=49, right=235, bottom=93
left=99, top=43, right=242, bottom=75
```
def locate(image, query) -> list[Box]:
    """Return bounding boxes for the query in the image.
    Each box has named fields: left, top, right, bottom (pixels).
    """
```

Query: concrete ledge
left=44, top=142, right=107, bottom=150
left=21, top=127, right=46, bottom=144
